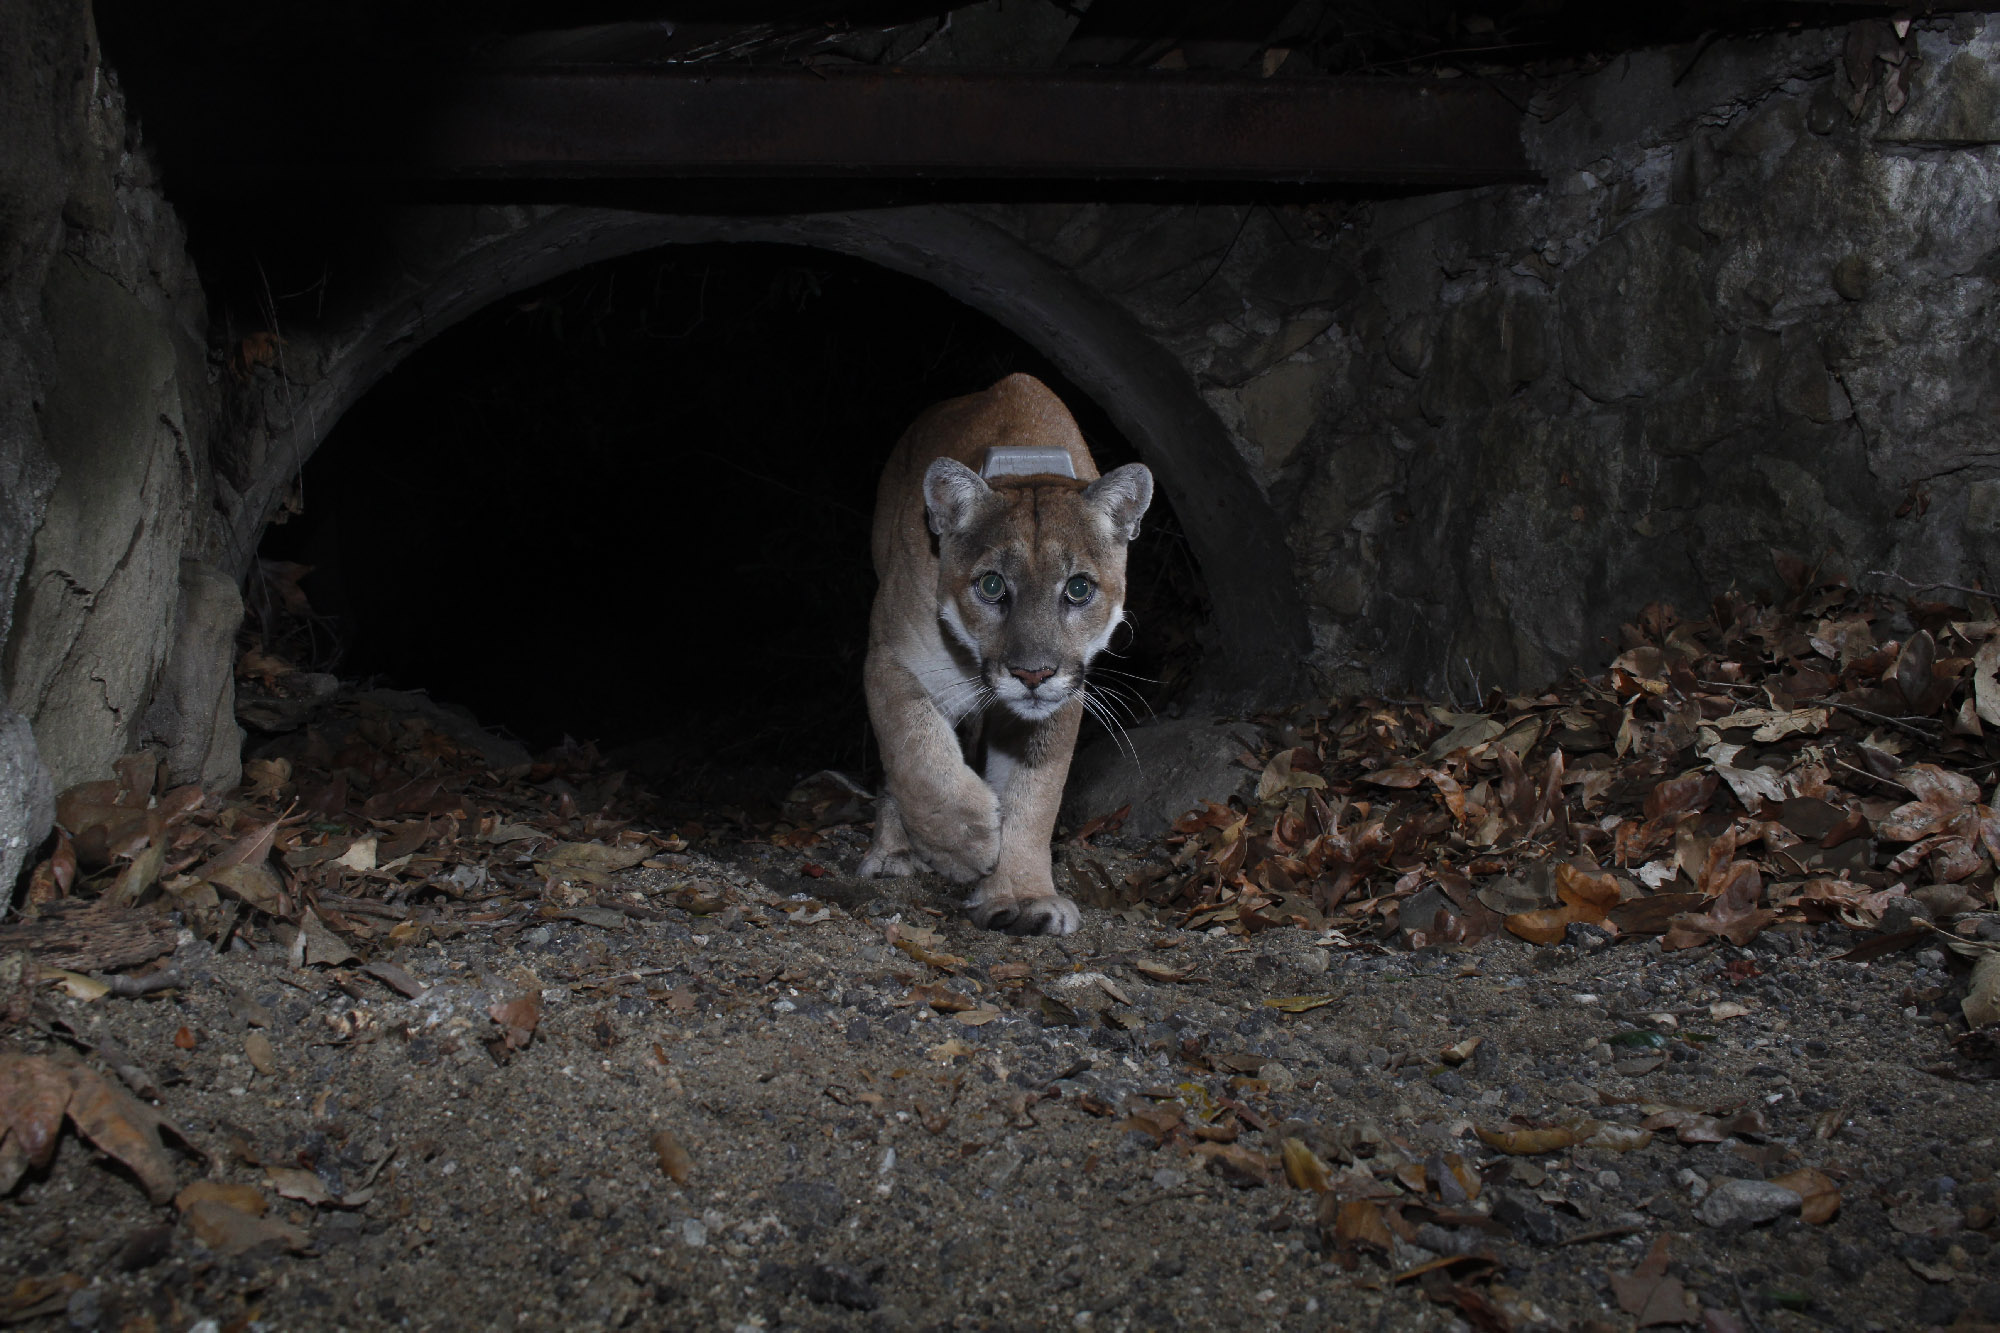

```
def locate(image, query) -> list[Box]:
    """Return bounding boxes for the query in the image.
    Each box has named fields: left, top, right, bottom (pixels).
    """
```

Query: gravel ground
left=6, top=822, right=2000, bottom=1333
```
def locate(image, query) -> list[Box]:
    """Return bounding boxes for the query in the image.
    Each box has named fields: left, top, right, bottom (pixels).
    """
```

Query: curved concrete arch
left=225, top=205, right=1310, bottom=702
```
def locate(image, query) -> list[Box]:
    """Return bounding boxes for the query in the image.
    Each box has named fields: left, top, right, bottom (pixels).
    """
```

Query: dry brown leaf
left=1441, top=1036, right=1483, bottom=1065
left=489, top=991, right=543, bottom=1051
left=243, top=1032, right=276, bottom=1077
left=296, top=909, right=357, bottom=967
left=907, top=983, right=974, bottom=1013
left=1475, top=1123, right=1582, bottom=1156
left=1282, top=1137, right=1331, bottom=1192
left=0, top=1052, right=72, bottom=1170
left=182, top=1198, right=309, bottom=1255
left=1964, top=953, right=2000, bottom=1029
left=651, top=1128, right=693, bottom=1184
left=545, top=842, right=649, bottom=872
left=265, top=1166, right=331, bottom=1205
left=174, top=1180, right=268, bottom=1215
left=64, top=1062, right=188, bottom=1204
left=1609, top=1235, right=1693, bottom=1327
left=207, top=862, right=285, bottom=915
left=1193, top=1141, right=1276, bottom=1186
left=1503, top=909, right=1570, bottom=946
left=1769, top=1167, right=1841, bottom=1223
left=1331, top=1198, right=1394, bottom=1251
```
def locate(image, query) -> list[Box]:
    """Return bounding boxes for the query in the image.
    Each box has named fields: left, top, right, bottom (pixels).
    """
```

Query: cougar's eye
left=976, top=572, right=1007, bottom=602
left=1063, top=575, right=1094, bottom=605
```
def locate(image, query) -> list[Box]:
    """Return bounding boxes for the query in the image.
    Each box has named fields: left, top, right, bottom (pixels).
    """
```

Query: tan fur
left=860, top=374, right=1152, bottom=935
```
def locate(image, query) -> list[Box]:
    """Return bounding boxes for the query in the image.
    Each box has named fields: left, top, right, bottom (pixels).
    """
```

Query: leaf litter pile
left=1125, top=575, right=2000, bottom=980
left=6, top=576, right=2000, bottom=1330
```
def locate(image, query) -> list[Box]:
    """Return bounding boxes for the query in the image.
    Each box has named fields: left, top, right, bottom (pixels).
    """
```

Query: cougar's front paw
left=859, top=796, right=924, bottom=878
left=900, top=777, right=1000, bottom=883
left=965, top=884, right=1082, bottom=937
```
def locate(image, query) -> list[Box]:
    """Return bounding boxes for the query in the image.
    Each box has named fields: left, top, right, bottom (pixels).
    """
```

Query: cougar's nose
left=1008, top=665, right=1057, bottom=689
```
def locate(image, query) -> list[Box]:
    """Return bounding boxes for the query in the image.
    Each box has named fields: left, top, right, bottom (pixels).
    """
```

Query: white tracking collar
left=980, top=446, right=1077, bottom=480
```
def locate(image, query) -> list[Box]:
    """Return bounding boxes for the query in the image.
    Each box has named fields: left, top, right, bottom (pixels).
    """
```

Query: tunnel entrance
left=254, top=243, right=1210, bottom=806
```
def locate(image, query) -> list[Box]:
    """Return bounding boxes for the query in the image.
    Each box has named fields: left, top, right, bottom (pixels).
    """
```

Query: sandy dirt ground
left=5, top=818, right=1996, bottom=1332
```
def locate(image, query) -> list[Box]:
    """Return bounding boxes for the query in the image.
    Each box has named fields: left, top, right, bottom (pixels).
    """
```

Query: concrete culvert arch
left=225, top=205, right=1312, bottom=727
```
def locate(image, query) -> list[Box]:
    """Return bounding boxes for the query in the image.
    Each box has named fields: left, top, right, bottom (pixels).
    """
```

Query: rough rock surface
left=139, top=561, right=246, bottom=791
left=4, top=252, right=201, bottom=792
left=0, top=706, right=53, bottom=893
left=1060, top=715, right=1261, bottom=837
left=978, top=16, right=2000, bottom=701
left=0, top=3, right=217, bottom=891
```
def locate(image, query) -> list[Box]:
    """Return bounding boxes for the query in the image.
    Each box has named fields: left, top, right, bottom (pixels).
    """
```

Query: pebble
left=1696, top=1177, right=1802, bottom=1228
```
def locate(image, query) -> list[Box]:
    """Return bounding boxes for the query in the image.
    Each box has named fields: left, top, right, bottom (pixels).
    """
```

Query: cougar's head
left=923, top=457, right=1154, bottom=722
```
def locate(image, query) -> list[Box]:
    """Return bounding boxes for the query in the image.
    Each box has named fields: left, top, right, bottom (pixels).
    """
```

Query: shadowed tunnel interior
left=256, top=243, right=1210, bottom=801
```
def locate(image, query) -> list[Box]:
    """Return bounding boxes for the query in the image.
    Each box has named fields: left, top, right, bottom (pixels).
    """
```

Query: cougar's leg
left=864, top=655, right=1000, bottom=884
left=964, top=702, right=1083, bottom=936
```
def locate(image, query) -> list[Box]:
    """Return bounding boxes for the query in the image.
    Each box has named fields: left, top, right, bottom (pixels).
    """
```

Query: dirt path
left=4, top=822, right=1994, bottom=1332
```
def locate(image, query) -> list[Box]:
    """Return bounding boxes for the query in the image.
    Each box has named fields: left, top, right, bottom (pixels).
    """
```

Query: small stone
left=798, top=1263, right=880, bottom=1311
left=1492, top=1193, right=1562, bottom=1245
left=1565, top=922, right=1612, bottom=950
left=1696, top=1177, right=1802, bottom=1228
left=776, top=1180, right=845, bottom=1235
left=1152, top=1168, right=1185, bottom=1189
left=114, top=1224, right=174, bottom=1272
left=1882, top=898, right=1934, bottom=934
left=1431, top=1070, right=1470, bottom=1098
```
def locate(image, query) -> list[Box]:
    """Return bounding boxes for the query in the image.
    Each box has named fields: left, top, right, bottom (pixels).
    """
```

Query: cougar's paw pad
left=967, top=894, right=1081, bottom=937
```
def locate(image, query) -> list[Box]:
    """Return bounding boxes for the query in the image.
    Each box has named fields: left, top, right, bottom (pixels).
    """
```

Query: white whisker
left=1080, top=686, right=1140, bottom=766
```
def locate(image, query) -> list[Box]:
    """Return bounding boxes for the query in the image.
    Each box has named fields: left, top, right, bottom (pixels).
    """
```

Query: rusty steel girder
left=310, top=69, right=1534, bottom=186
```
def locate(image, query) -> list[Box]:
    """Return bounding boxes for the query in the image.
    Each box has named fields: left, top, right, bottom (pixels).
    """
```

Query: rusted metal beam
left=241, top=69, right=1535, bottom=187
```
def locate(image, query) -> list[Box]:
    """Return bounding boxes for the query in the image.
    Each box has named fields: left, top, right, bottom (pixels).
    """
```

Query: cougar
left=858, top=373, right=1152, bottom=935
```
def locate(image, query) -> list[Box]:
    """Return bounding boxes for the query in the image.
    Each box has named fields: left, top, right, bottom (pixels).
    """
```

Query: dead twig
left=1828, top=701, right=1940, bottom=739
left=98, top=968, right=181, bottom=997
left=1867, top=570, right=1993, bottom=602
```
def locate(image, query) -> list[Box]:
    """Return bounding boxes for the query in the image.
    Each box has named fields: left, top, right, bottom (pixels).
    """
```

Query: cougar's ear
left=924, top=458, right=991, bottom=536
left=1084, top=463, right=1153, bottom=543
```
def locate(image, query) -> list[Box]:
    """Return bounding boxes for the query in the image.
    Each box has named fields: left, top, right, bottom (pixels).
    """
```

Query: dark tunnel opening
left=255, top=243, right=1211, bottom=805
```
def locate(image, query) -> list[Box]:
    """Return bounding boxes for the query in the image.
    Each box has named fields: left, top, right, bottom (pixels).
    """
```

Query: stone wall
left=0, top=0, right=237, bottom=894
left=979, top=15, right=2000, bottom=701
